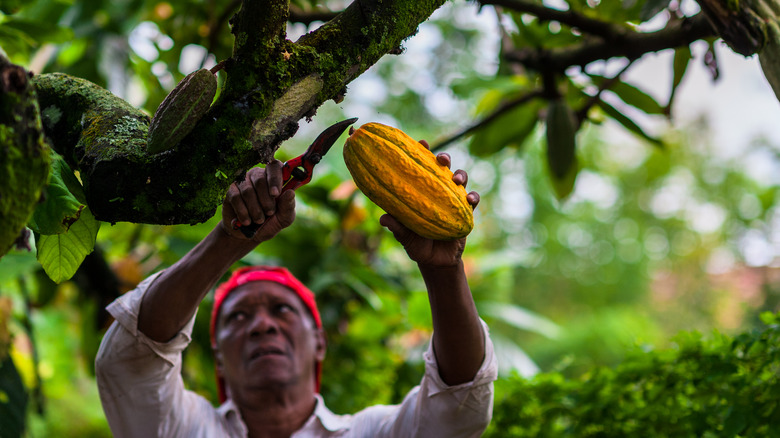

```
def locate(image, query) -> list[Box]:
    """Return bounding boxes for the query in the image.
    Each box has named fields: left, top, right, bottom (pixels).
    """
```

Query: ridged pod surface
left=147, top=68, right=217, bottom=154
left=343, top=123, right=474, bottom=240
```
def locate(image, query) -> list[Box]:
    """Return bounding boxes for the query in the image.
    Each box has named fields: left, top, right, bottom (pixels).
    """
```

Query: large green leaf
left=597, top=99, right=663, bottom=146
left=590, top=74, right=665, bottom=115
left=0, top=356, right=28, bottom=438
left=1, top=17, right=73, bottom=44
left=29, top=152, right=87, bottom=235
left=667, top=45, right=692, bottom=110
left=0, top=251, right=38, bottom=282
left=469, top=99, right=544, bottom=157
left=36, top=207, right=100, bottom=284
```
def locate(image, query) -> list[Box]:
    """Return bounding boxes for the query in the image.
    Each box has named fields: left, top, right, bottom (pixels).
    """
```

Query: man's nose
left=248, top=310, right=279, bottom=335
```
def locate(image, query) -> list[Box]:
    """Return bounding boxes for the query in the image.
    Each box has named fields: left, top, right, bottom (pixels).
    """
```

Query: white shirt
left=95, top=272, right=498, bottom=437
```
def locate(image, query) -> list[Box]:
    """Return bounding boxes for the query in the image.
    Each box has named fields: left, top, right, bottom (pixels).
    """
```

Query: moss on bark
left=0, top=61, right=51, bottom=258
left=21, top=0, right=448, bottom=226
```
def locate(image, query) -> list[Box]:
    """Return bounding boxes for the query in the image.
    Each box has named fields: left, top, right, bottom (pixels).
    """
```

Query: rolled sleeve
left=95, top=272, right=220, bottom=438
left=353, top=319, right=498, bottom=438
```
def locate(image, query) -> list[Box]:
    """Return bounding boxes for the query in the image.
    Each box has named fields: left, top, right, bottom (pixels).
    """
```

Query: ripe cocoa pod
left=343, top=123, right=474, bottom=240
left=147, top=68, right=217, bottom=154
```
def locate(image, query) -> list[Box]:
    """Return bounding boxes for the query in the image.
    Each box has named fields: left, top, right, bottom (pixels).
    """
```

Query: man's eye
left=276, top=303, right=294, bottom=314
left=228, top=311, right=247, bottom=322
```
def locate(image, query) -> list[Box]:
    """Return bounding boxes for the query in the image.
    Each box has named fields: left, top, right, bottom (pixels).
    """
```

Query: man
left=95, top=150, right=498, bottom=437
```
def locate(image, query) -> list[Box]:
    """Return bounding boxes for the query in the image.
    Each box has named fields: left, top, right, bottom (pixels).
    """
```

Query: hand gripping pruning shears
left=232, top=117, right=358, bottom=238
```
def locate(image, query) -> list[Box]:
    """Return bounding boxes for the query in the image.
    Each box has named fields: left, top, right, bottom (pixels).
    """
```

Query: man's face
left=214, top=281, right=325, bottom=397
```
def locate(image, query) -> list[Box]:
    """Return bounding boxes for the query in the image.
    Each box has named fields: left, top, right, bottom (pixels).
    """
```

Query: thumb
left=380, top=214, right=416, bottom=246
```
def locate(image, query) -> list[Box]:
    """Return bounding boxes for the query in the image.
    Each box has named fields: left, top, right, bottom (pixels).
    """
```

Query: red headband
left=210, top=266, right=322, bottom=403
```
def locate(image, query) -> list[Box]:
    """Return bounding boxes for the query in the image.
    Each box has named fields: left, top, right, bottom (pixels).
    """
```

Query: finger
left=248, top=168, right=277, bottom=217
left=419, top=139, right=430, bottom=150
left=436, top=152, right=451, bottom=168
left=379, top=214, right=415, bottom=246
left=238, top=173, right=266, bottom=224
left=228, top=182, right=253, bottom=226
left=265, top=159, right=283, bottom=197
left=453, top=169, right=468, bottom=187
left=467, top=191, right=480, bottom=209
left=275, top=189, right=296, bottom=228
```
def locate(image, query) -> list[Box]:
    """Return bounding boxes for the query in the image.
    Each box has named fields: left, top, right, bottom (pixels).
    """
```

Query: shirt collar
left=312, top=393, right=352, bottom=432
left=217, top=394, right=351, bottom=434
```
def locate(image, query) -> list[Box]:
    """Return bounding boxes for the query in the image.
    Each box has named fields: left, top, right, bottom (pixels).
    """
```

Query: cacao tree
left=2, top=0, right=780, bottom=275
left=2, top=0, right=780, bottom=435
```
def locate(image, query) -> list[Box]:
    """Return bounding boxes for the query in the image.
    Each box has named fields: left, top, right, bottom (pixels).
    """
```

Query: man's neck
left=233, top=388, right=317, bottom=438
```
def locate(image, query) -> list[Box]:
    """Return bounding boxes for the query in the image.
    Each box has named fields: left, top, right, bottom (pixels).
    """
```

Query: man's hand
left=221, top=161, right=296, bottom=243
left=380, top=142, right=480, bottom=267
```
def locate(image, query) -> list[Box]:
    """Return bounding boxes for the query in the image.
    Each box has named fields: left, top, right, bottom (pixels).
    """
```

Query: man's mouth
left=249, top=347, right=285, bottom=360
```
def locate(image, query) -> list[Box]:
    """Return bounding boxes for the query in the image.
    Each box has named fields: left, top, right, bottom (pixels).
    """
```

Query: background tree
left=1, top=0, right=780, bottom=436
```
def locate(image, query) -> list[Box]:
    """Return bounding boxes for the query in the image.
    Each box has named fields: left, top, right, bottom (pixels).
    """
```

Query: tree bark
left=0, top=55, right=50, bottom=257
left=31, top=0, right=446, bottom=225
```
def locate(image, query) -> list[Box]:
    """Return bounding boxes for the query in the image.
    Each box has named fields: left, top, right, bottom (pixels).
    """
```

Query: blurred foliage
left=485, top=312, right=780, bottom=437
left=1, top=0, right=780, bottom=436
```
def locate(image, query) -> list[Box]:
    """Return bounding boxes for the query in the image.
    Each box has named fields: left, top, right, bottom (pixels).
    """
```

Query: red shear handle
left=230, top=117, right=357, bottom=238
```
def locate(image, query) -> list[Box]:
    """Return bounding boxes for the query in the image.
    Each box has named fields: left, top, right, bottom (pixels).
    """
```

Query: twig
left=289, top=5, right=340, bottom=25
left=432, top=89, right=544, bottom=151
left=200, top=0, right=242, bottom=70
left=479, top=0, right=625, bottom=39
left=505, top=13, right=715, bottom=73
left=575, top=59, right=636, bottom=125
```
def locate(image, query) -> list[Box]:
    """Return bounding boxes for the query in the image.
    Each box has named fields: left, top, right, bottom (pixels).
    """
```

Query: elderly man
left=95, top=152, right=498, bottom=437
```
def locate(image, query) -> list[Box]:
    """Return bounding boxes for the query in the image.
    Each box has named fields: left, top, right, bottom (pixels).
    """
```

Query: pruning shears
left=232, top=117, right=358, bottom=238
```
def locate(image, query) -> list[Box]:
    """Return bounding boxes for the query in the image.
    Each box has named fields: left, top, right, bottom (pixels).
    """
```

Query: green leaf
left=480, top=302, right=561, bottom=338
left=640, top=0, right=672, bottom=22
left=1, top=17, right=73, bottom=44
left=0, top=251, right=38, bottom=282
left=590, top=75, right=665, bottom=115
left=469, top=99, right=543, bottom=157
left=36, top=207, right=100, bottom=284
left=597, top=99, right=663, bottom=146
left=29, top=152, right=87, bottom=235
left=0, top=356, right=28, bottom=438
left=0, top=0, right=23, bottom=14
left=668, top=45, right=692, bottom=110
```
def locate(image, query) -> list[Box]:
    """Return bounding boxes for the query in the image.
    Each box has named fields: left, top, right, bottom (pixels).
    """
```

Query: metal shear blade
left=234, top=117, right=358, bottom=237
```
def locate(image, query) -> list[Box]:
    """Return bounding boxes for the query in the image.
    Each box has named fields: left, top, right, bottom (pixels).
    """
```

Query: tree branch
left=32, top=0, right=447, bottom=225
left=432, top=89, right=544, bottom=151
left=289, top=5, right=340, bottom=25
left=479, top=0, right=626, bottom=40
left=505, top=13, right=715, bottom=73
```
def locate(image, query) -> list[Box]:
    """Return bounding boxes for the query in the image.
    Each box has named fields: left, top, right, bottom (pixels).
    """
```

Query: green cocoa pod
left=545, top=98, right=579, bottom=199
left=147, top=68, right=217, bottom=154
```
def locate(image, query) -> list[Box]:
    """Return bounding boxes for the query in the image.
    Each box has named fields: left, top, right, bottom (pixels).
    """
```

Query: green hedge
left=486, top=313, right=780, bottom=437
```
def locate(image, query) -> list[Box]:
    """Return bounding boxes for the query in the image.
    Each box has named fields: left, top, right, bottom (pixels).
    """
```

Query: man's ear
left=213, top=344, right=224, bottom=376
left=314, top=329, right=327, bottom=362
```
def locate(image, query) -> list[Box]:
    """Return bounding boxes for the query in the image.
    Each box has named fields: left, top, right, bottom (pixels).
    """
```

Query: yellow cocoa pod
left=343, top=123, right=474, bottom=240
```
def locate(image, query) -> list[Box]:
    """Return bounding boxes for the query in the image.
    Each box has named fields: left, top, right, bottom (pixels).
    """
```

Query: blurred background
left=1, top=0, right=779, bottom=435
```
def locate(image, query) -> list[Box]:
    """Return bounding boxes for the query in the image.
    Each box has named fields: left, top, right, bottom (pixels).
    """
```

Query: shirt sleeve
left=94, top=272, right=226, bottom=438
left=350, top=319, right=498, bottom=438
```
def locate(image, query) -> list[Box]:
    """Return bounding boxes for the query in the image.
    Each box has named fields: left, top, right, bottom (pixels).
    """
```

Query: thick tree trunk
left=32, top=0, right=446, bottom=225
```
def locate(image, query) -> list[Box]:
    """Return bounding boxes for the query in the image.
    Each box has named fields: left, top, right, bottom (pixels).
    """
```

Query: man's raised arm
left=137, top=162, right=295, bottom=343
left=379, top=151, right=485, bottom=385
